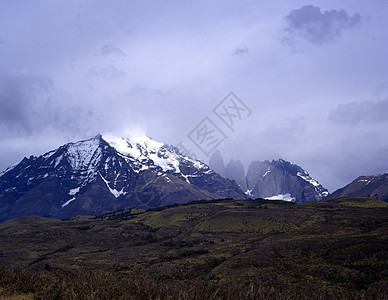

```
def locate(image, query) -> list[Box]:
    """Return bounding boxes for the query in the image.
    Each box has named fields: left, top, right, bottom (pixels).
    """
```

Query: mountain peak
left=246, top=159, right=328, bottom=203
left=101, top=133, right=164, bottom=158
left=329, top=172, right=388, bottom=201
left=0, top=135, right=245, bottom=222
left=208, top=150, right=226, bottom=178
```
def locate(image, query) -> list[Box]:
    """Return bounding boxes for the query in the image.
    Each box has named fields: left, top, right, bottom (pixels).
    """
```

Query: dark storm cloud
left=329, top=99, right=388, bottom=125
left=0, top=70, right=102, bottom=138
left=283, top=5, right=361, bottom=46
left=0, top=70, right=53, bottom=133
left=98, top=44, right=126, bottom=57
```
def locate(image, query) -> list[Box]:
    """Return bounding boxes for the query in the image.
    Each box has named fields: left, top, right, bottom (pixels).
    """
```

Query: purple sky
left=1, top=0, right=388, bottom=192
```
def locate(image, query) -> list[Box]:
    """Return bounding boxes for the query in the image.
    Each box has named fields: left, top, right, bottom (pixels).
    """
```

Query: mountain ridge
left=328, top=172, right=388, bottom=201
left=0, top=134, right=245, bottom=222
left=209, top=152, right=328, bottom=203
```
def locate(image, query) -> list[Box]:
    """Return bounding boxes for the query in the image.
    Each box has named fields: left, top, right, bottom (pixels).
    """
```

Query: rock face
left=208, top=150, right=226, bottom=178
left=0, top=134, right=246, bottom=222
left=208, top=151, right=328, bottom=203
left=225, top=159, right=247, bottom=191
left=246, top=159, right=328, bottom=203
left=328, top=173, right=388, bottom=201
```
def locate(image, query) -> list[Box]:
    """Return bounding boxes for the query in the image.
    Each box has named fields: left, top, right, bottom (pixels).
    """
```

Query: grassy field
left=0, top=197, right=387, bottom=299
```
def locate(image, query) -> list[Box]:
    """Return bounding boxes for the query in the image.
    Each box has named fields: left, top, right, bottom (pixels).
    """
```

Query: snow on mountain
left=0, top=134, right=245, bottom=222
left=265, top=193, right=295, bottom=202
left=329, top=172, right=388, bottom=201
left=246, top=159, right=328, bottom=203
left=208, top=151, right=328, bottom=203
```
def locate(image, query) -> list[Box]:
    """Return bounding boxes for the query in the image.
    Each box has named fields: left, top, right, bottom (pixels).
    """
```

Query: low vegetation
left=0, top=197, right=387, bottom=299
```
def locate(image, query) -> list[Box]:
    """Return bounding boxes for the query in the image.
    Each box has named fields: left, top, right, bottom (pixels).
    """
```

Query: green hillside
left=0, top=197, right=387, bottom=299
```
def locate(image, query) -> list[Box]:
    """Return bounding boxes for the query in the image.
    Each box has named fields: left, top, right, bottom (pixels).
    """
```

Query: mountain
left=208, top=150, right=226, bottom=178
left=329, top=172, right=388, bottom=201
left=225, top=159, right=247, bottom=191
left=208, top=150, right=328, bottom=203
left=246, top=159, right=328, bottom=203
left=0, top=134, right=245, bottom=222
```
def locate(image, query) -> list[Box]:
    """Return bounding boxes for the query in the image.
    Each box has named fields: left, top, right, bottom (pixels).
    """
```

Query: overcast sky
left=1, top=0, right=388, bottom=192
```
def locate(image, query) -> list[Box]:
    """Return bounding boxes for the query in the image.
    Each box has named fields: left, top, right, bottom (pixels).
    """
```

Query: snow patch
left=358, top=179, right=371, bottom=184
left=181, top=174, right=191, bottom=184
left=54, top=155, right=63, bottom=168
left=66, top=138, right=101, bottom=171
left=62, top=197, right=76, bottom=208
left=262, top=167, right=271, bottom=179
left=69, top=187, right=80, bottom=196
left=185, top=156, right=207, bottom=170
left=297, top=172, right=320, bottom=187
left=102, top=134, right=181, bottom=173
left=163, top=174, right=172, bottom=183
left=265, top=193, right=295, bottom=202
left=99, top=173, right=127, bottom=198
left=245, top=189, right=253, bottom=197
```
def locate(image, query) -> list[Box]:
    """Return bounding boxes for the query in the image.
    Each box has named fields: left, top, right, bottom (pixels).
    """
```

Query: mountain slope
left=0, top=134, right=245, bottom=222
left=329, top=172, right=388, bottom=201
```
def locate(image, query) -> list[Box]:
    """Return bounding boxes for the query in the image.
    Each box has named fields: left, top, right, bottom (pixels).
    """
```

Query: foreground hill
left=0, top=197, right=387, bottom=299
left=329, top=172, right=388, bottom=202
left=0, top=134, right=245, bottom=222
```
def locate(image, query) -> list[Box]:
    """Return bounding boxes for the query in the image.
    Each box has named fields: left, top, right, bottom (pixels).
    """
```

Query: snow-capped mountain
left=246, top=159, right=329, bottom=203
left=0, top=134, right=245, bottom=222
left=328, top=172, right=388, bottom=201
left=208, top=150, right=329, bottom=204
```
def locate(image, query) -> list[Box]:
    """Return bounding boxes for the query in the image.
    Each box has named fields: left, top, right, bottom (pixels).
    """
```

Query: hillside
left=0, top=197, right=387, bottom=299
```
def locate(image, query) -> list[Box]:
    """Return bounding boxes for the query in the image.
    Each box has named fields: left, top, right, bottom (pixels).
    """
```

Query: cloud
left=98, top=44, right=126, bottom=57
left=234, top=47, right=248, bottom=56
left=283, top=5, right=361, bottom=47
left=257, top=117, right=306, bottom=145
left=0, top=70, right=53, bottom=133
left=329, top=98, right=388, bottom=125
left=0, top=69, right=104, bottom=139
left=88, top=65, right=127, bottom=79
